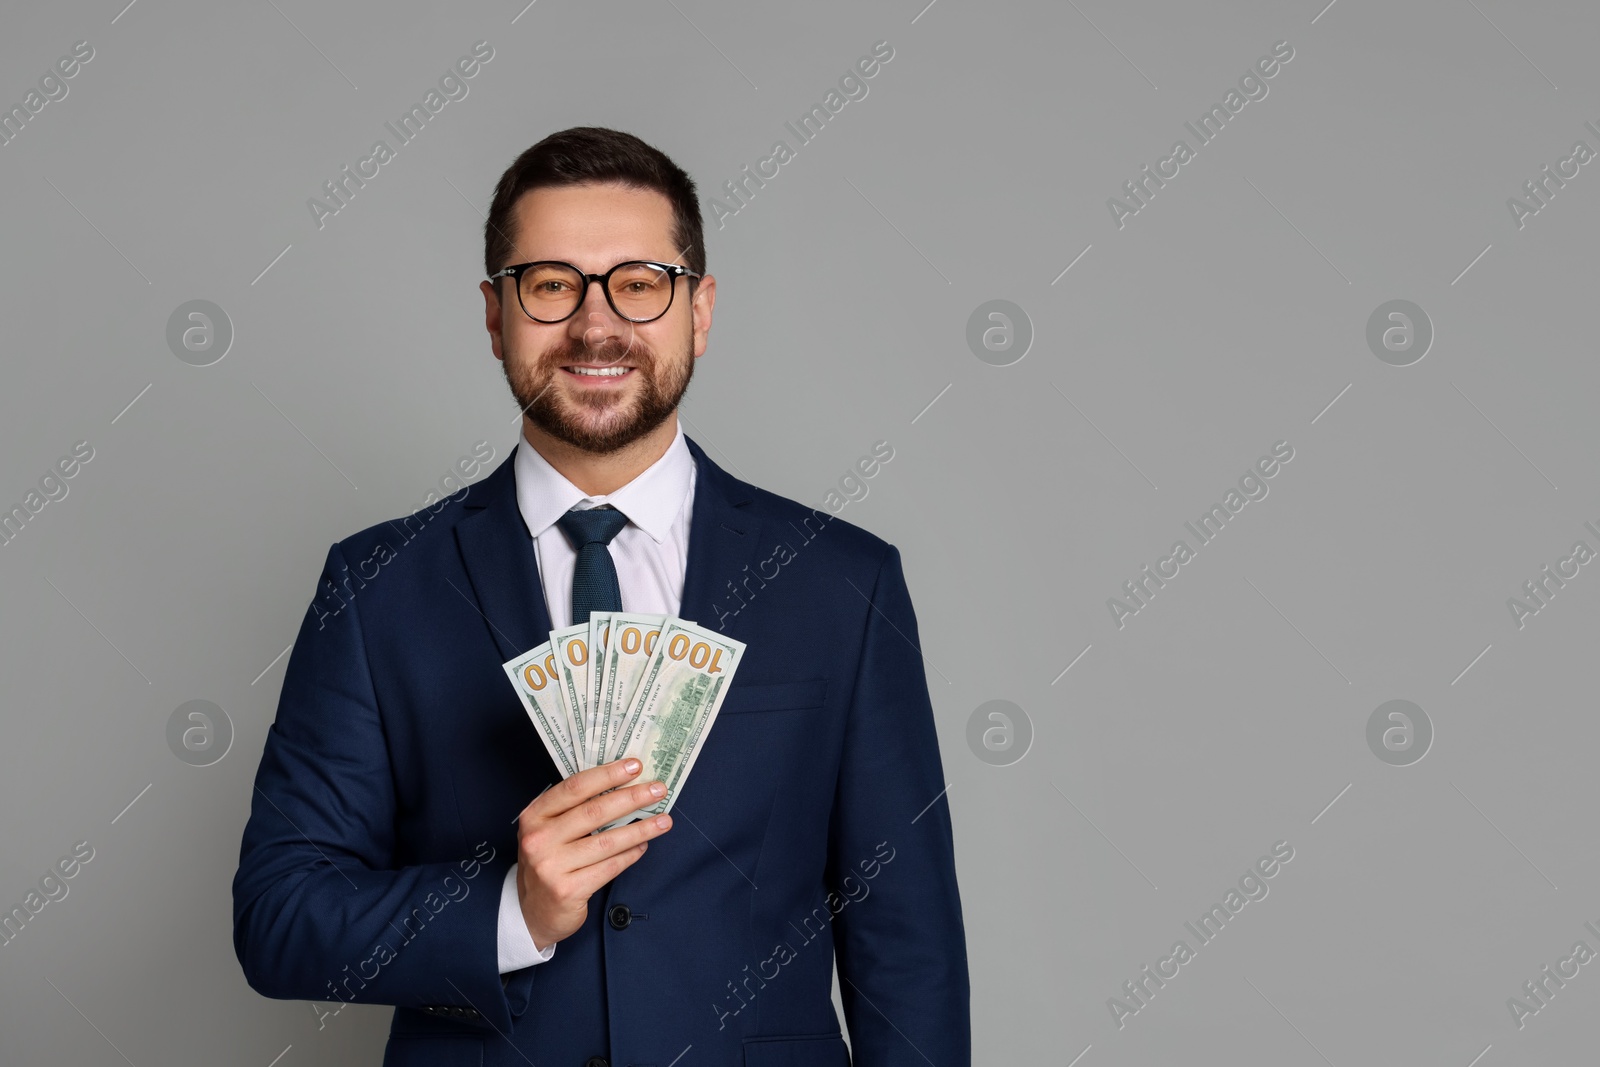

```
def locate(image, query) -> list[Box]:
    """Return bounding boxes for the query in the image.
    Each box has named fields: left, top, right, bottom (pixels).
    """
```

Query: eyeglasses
left=488, top=259, right=702, bottom=324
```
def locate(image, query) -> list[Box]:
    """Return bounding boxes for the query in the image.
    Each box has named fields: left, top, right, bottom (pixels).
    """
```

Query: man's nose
left=569, top=280, right=633, bottom=358
left=569, top=282, right=617, bottom=332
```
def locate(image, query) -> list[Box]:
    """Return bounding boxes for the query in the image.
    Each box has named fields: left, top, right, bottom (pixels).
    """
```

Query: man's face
left=481, top=182, right=715, bottom=454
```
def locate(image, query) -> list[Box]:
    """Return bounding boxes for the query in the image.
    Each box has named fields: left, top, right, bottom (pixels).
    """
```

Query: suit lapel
left=454, top=454, right=552, bottom=663
left=678, top=435, right=765, bottom=630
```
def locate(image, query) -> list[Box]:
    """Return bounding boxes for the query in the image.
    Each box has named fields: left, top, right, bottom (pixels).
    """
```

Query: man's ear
left=481, top=279, right=505, bottom=362
left=690, top=274, right=716, bottom=359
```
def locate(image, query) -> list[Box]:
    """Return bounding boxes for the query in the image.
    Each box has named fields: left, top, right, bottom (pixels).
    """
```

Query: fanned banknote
left=601, top=619, right=746, bottom=830
left=501, top=640, right=580, bottom=778
left=549, top=623, right=593, bottom=766
left=595, top=612, right=668, bottom=764
left=587, top=611, right=614, bottom=766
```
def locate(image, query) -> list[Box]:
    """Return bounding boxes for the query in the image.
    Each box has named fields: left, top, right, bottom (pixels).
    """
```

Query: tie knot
left=556, top=505, right=629, bottom=548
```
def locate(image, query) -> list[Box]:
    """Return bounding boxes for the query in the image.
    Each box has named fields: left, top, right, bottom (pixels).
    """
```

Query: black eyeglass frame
left=487, top=259, right=702, bottom=324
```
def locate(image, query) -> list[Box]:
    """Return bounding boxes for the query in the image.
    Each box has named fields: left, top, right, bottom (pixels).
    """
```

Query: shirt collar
left=513, top=419, right=694, bottom=545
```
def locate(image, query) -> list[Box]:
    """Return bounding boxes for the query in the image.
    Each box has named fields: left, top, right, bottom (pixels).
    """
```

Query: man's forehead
left=508, top=183, right=677, bottom=266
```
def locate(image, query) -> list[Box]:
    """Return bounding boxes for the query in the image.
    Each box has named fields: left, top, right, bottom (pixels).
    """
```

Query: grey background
left=2, top=0, right=1597, bottom=1063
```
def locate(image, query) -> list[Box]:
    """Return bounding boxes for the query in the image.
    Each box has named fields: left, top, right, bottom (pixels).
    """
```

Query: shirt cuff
left=497, top=862, right=556, bottom=973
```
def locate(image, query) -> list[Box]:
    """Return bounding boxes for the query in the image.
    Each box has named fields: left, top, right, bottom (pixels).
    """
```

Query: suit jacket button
left=584, top=1058, right=609, bottom=1067
left=607, top=904, right=632, bottom=930
left=422, top=1006, right=437, bottom=1014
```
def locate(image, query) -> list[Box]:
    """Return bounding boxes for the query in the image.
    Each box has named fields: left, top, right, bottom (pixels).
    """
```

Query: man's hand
left=515, top=757, right=673, bottom=951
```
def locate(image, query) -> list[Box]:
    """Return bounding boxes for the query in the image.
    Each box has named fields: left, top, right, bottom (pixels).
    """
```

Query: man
left=233, top=126, right=969, bottom=1067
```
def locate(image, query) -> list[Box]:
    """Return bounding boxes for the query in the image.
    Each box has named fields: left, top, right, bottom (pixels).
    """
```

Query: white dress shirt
left=496, top=419, right=698, bottom=973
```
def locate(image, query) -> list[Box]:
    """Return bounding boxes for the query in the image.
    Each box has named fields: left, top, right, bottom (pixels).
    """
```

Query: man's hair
left=483, top=127, right=705, bottom=281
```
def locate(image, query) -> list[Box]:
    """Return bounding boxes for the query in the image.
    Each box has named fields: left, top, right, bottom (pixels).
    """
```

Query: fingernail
left=649, top=782, right=665, bottom=798
left=623, top=758, right=641, bottom=774
left=654, top=815, right=672, bottom=829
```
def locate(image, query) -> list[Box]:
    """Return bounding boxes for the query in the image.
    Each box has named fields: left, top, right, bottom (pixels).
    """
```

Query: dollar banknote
left=501, top=640, right=579, bottom=778
left=587, top=612, right=614, bottom=766
left=595, top=612, right=668, bottom=764
left=601, top=619, right=746, bottom=830
left=549, top=623, right=592, bottom=766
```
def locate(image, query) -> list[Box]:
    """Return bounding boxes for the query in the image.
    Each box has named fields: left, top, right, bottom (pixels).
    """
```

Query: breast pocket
left=690, top=678, right=832, bottom=830
left=718, top=678, right=829, bottom=716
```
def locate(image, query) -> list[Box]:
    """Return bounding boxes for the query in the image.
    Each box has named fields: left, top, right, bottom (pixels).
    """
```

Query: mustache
left=544, top=337, right=645, bottom=367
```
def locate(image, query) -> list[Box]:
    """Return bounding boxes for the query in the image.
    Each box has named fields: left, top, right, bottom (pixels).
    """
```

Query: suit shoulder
left=330, top=446, right=509, bottom=563
left=737, top=480, right=893, bottom=565
left=331, top=484, right=479, bottom=566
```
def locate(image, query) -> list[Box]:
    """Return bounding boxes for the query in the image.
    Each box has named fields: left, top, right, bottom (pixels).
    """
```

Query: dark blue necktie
left=555, top=505, right=630, bottom=625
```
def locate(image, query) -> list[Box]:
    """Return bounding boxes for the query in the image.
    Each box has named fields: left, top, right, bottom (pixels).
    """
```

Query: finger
left=530, top=802, right=669, bottom=886
left=537, top=758, right=645, bottom=818
left=569, top=812, right=673, bottom=871
left=553, top=777, right=668, bottom=840
left=515, top=781, right=556, bottom=831
left=566, top=839, right=655, bottom=898
left=557, top=821, right=668, bottom=888
left=522, top=772, right=664, bottom=859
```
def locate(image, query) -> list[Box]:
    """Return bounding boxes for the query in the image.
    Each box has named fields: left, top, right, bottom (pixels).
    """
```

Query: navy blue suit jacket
left=233, top=436, right=969, bottom=1066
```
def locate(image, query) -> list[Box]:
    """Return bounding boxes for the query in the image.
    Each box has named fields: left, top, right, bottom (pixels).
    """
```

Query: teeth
left=569, top=366, right=630, bottom=377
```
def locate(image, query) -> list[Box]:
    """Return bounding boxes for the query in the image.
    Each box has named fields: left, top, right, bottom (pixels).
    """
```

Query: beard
left=502, top=327, right=694, bottom=455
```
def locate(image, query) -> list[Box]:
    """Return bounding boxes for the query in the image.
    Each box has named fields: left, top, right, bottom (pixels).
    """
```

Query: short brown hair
left=483, top=127, right=705, bottom=280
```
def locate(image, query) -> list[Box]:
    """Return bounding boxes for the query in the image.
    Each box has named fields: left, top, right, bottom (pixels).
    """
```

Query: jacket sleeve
left=829, top=544, right=971, bottom=1065
left=232, top=542, right=537, bottom=1035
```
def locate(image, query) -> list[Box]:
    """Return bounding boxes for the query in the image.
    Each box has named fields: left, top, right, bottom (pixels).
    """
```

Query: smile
left=563, top=366, right=634, bottom=379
